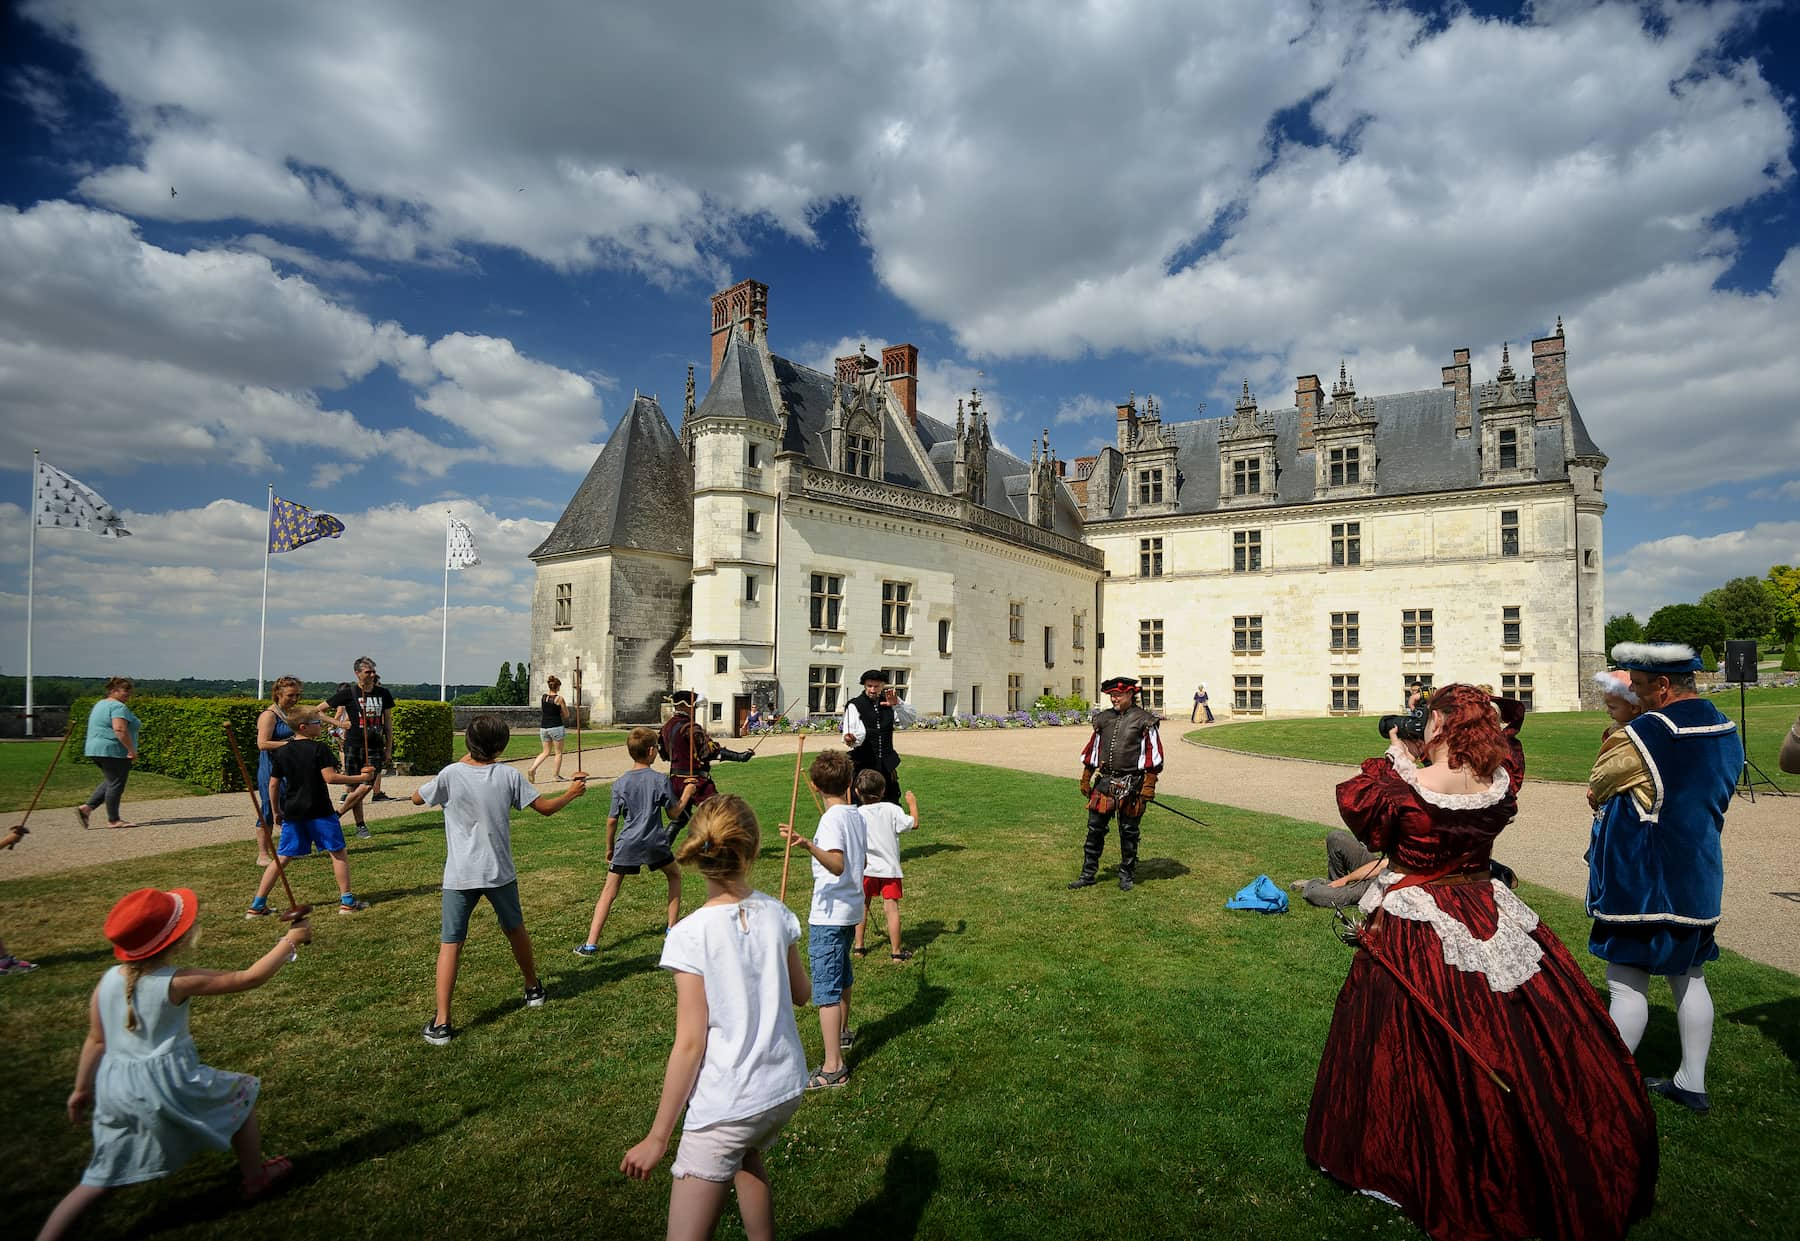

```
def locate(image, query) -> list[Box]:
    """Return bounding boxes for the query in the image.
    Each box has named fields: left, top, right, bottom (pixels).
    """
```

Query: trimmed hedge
left=67, top=696, right=455, bottom=791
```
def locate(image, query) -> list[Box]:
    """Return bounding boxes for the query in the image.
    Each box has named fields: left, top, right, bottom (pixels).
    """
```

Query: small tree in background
left=512, top=660, right=531, bottom=704
left=1768, top=566, right=1800, bottom=648
left=1645, top=603, right=1727, bottom=655
left=1604, top=613, right=1644, bottom=651
left=1783, top=645, right=1800, bottom=672
left=1700, top=645, right=1718, bottom=672
left=1700, top=576, right=1774, bottom=642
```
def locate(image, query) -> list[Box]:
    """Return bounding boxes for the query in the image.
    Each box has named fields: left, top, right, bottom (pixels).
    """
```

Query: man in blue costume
left=1587, top=641, right=1743, bottom=1113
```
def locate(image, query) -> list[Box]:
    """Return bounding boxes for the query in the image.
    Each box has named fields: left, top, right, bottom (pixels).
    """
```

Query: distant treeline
left=1, top=676, right=484, bottom=706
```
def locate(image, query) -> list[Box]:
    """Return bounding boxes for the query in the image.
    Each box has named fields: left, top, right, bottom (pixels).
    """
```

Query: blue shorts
left=441, top=879, right=525, bottom=943
left=808, top=923, right=855, bottom=1006
left=278, top=816, right=346, bottom=857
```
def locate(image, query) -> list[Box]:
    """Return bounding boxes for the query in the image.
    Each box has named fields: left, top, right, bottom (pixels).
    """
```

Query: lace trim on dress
left=1358, top=870, right=1544, bottom=994
left=1384, top=743, right=1511, bottom=810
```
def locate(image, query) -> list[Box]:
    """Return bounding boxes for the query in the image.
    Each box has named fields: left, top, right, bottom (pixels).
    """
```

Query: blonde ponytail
left=675, top=794, right=759, bottom=880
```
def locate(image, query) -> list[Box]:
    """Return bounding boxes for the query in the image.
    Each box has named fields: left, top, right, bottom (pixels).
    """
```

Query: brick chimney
left=881, top=343, right=919, bottom=426
left=1531, top=318, right=1566, bottom=422
left=1053, top=458, right=1067, bottom=478
left=835, top=354, right=861, bottom=385
left=709, top=279, right=768, bottom=380
left=1115, top=399, right=1139, bottom=452
left=1295, top=374, right=1322, bottom=450
left=1442, top=347, right=1472, bottom=437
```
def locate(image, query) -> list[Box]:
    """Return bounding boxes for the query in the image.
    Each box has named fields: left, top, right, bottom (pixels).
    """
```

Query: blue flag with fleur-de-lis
left=268, top=495, right=346, bottom=553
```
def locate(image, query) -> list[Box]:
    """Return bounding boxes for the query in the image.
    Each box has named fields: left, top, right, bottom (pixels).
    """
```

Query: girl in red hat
left=36, top=888, right=311, bottom=1241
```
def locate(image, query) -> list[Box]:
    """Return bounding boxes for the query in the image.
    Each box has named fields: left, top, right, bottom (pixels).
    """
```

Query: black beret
left=670, top=690, right=697, bottom=706
left=1100, top=676, right=1139, bottom=693
left=858, top=669, right=889, bottom=684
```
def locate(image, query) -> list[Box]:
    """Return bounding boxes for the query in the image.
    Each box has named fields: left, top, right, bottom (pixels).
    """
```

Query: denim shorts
left=808, top=923, right=855, bottom=1006
left=540, top=726, right=566, bottom=742
left=441, top=879, right=525, bottom=943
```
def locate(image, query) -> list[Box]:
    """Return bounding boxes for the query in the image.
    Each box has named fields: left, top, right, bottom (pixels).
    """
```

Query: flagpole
left=25, top=450, right=38, bottom=738
left=258, top=483, right=272, bottom=699
left=440, top=510, right=451, bottom=702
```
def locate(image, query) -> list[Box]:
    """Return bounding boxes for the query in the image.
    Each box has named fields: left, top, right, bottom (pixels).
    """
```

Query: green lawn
left=454, top=729, right=629, bottom=763
left=1191, top=686, right=1800, bottom=792
left=2, top=758, right=1794, bottom=1239
left=0, top=742, right=205, bottom=813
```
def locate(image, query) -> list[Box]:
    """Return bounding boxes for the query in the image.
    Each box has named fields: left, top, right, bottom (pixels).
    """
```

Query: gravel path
left=8, top=728, right=1795, bottom=975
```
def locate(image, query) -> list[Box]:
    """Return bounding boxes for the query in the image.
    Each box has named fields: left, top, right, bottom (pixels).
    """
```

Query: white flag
left=447, top=517, right=481, bottom=569
left=35, top=459, right=132, bottom=537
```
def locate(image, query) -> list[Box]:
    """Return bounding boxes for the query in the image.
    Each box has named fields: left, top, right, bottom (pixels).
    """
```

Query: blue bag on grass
left=1225, top=874, right=1289, bottom=914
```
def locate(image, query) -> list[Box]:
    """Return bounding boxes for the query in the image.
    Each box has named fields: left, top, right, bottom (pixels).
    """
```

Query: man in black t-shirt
left=324, top=655, right=395, bottom=837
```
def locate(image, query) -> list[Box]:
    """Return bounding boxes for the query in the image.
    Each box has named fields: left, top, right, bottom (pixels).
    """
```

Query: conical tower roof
left=529, top=394, right=692, bottom=559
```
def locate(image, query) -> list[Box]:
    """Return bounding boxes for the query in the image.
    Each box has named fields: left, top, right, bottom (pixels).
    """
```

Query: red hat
left=104, top=888, right=199, bottom=962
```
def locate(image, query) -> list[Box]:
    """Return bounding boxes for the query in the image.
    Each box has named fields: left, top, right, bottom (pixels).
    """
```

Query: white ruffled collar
left=1386, top=742, right=1511, bottom=810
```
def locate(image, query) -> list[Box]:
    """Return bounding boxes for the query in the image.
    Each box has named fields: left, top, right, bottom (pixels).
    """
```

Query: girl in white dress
left=37, top=887, right=311, bottom=1241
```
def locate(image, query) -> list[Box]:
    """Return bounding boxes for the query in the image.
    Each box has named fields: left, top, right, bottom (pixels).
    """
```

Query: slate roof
left=529, top=394, right=693, bottom=560
left=1097, top=385, right=1606, bottom=521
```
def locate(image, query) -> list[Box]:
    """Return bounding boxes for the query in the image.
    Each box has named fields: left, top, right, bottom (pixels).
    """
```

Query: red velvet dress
left=1304, top=745, right=1658, bottom=1241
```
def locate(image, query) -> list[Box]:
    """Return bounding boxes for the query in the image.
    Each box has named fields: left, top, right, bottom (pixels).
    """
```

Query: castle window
left=1139, top=537, right=1163, bottom=577
left=1233, top=529, right=1263, bottom=572
left=715, top=655, right=729, bottom=674
left=1331, top=674, right=1361, bottom=713
left=747, top=443, right=762, bottom=469
left=1139, top=618, right=1164, bottom=655
left=1043, top=626, right=1055, bottom=667
left=807, top=665, right=841, bottom=715
left=1007, top=674, right=1023, bottom=712
left=1071, top=676, right=1084, bottom=701
left=1232, top=457, right=1261, bottom=496
left=1331, top=611, right=1359, bottom=651
left=1233, top=615, right=1263, bottom=653
left=938, top=617, right=951, bottom=655
left=1009, top=601, right=1025, bottom=642
left=1402, top=674, right=1434, bottom=702
left=1138, top=469, right=1164, bottom=505
left=1502, top=605, right=1522, bottom=648
left=1328, top=446, right=1360, bottom=487
left=1500, top=510, right=1520, bottom=557
left=1402, top=608, right=1433, bottom=650
left=943, top=690, right=956, bottom=715
left=1331, top=521, right=1361, bottom=567
left=1498, top=428, right=1518, bottom=470
left=711, top=702, right=723, bottom=722
left=553, top=583, right=572, bottom=629
left=1072, top=611, right=1086, bottom=649
left=847, top=433, right=875, bottom=478
left=744, top=575, right=758, bottom=603
left=809, top=574, right=843, bottom=631
left=1233, top=675, right=1263, bottom=712
left=881, top=581, right=911, bottom=636
left=887, top=669, right=910, bottom=701
left=1140, top=675, right=1164, bottom=710
left=970, top=684, right=982, bottom=714
left=1502, top=672, right=1534, bottom=712
left=745, top=510, right=760, bottom=534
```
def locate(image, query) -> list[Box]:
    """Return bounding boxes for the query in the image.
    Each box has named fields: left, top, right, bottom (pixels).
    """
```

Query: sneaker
left=523, top=983, right=546, bottom=1007
left=372, top=793, right=393, bottom=802
left=245, top=904, right=272, bottom=919
left=421, top=1021, right=455, bottom=1046
left=337, top=898, right=369, bottom=915
left=355, top=824, right=372, bottom=840
left=572, top=944, right=599, bottom=958
left=0, top=955, right=38, bottom=975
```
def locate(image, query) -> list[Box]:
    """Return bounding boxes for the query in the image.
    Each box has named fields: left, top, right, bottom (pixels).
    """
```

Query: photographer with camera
left=842, top=670, right=916, bottom=806
left=1305, top=683, right=1655, bottom=1240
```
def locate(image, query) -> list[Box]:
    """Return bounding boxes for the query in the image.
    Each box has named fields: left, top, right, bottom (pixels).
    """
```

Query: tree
left=496, top=661, right=513, bottom=697
left=1767, top=565, right=1800, bottom=646
left=1700, top=576, right=1773, bottom=642
left=1604, top=613, right=1644, bottom=651
left=1700, top=645, right=1718, bottom=672
left=512, top=660, right=531, bottom=705
left=1644, top=603, right=1727, bottom=654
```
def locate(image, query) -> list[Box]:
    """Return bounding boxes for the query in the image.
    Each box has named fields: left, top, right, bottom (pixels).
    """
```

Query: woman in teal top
left=79, top=677, right=141, bottom=829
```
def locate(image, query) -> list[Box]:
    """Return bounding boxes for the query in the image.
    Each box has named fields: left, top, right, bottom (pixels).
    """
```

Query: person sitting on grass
left=246, top=708, right=376, bottom=920
left=621, top=794, right=810, bottom=1241
left=850, top=770, right=919, bottom=961
left=777, top=749, right=866, bottom=1090
left=411, top=714, right=587, bottom=1046
left=1291, top=829, right=1387, bottom=909
left=574, top=726, right=696, bottom=959
left=37, top=888, right=311, bottom=1241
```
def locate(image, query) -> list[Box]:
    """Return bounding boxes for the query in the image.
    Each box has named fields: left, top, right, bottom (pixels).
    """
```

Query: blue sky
left=1, top=0, right=1796, bottom=685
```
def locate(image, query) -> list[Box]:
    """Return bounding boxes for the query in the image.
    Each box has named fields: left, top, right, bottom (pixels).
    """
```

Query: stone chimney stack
left=881, top=343, right=920, bottom=427
left=1531, top=318, right=1566, bottom=423
left=1442, top=347, right=1472, bottom=437
left=1115, top=395, right=1139, bottom=452
left=1295, top=374, right=1322, bottom=450
left=709, top=279, right=768, bottom=380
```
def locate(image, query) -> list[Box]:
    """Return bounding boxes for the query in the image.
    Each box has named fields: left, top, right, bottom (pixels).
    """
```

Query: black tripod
left=1734, top=680, right=1786, bottom=801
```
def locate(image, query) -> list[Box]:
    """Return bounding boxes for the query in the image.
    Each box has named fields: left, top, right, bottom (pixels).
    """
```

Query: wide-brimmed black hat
left=1100, top=676, right=1139, bottom=693
left=859, top=669, right=888, bottom=685
left=670, top=690, right=698, bottom=706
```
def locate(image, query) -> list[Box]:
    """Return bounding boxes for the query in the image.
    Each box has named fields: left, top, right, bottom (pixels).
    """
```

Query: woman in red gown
left=1304, top=684, right=1657, bottom=1240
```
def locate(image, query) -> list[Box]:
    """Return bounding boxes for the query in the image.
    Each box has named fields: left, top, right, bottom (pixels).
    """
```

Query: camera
left=1377, top=705, right=1428, bottom=742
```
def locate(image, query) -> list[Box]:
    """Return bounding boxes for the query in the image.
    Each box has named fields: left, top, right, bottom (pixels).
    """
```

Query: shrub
left=391, top=700, right=453, bottom=774
left=1784, top=645, right=1800, bottom=673
left=69, top=695, right=265, bottom=792
left=1033, top=692, right=1092, bottom=713
left=1701, top=645, right=1718, bottom=672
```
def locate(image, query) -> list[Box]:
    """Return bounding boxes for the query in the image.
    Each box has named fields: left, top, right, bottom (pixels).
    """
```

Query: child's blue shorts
left=278, top=816, right=346, bottom=857
left=808, top=923, right=855, bottom=1006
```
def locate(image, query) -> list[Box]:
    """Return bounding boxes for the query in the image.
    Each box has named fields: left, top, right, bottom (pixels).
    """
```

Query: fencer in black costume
left=841, top=669, right=916, bottom=805
left=1070, top=676, right=1165, bottom=892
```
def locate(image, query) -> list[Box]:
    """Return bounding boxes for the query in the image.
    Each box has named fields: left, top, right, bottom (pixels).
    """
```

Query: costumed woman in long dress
left=1305, top=683, right=1656, bottom=1241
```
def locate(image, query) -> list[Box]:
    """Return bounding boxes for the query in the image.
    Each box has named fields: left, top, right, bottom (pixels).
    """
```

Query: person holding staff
left=841, top=670, right=916, bottom=805
left=77, top=677, right=140, bottom=830
left=659, top=691, right=751, bottom=842
left=527, top=675, right=569, bottom=784
left=324, top=657, right=393, bottom=837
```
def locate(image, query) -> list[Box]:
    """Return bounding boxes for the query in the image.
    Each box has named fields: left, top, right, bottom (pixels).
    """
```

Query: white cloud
left=1605, top=520, right=1800, bottom=621
left=230, top=234, right=376, bottom=283
left=416, top=334, right=606, bottom=468
left=1055, top=395, right=1115, bottom=427
left=310, top=461, right=364, bottom=490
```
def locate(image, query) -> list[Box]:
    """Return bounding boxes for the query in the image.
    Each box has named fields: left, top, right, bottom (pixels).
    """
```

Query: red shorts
left=862, top=875, right=903, bottom=901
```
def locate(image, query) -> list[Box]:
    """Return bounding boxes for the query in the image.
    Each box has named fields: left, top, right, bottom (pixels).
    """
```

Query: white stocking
left=1604, top=963, right=1651, bottom=1052
left=1668, top=967, right=1713, bottom=1093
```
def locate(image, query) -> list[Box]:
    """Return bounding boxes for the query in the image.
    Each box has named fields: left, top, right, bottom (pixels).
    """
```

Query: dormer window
left=1498, top=428, right=1518, bottom=471
left=1232, top=457, right=1261, bottom=496
left=847, top=433, right=875, bottom=478
left=1138, top=469, right=1164, bottom=505
left=1328, top=446, right=1359, bottom=486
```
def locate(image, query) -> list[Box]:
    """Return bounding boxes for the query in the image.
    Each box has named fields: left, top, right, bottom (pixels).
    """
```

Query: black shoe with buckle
left=1067, top=876, right=1097, bottom=889
left=1118, top=874, right=1134, bottom=892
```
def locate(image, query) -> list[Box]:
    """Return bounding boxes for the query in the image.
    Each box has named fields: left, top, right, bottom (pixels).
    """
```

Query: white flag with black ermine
left=447, top=516, right=481, bottom=569
left=35, top=459, right=132, bottom=537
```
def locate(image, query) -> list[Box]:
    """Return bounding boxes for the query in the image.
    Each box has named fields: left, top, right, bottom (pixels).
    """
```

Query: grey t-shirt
left=609, top=766, right=676, bottom=866
left=418, top=760, right=540, bottom=889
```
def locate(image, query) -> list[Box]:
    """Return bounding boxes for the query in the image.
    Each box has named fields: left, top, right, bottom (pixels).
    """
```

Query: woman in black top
left=527, top=675, right=569, bottom=783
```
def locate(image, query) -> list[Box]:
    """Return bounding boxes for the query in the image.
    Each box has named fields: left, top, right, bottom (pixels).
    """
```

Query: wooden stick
left=778, top=734, right=806, bottom=904
left=14, top=723, right=74, bottom=831
left=573, top=657, right=584, bottom=774
left=221, top=725, right=311, bottom=922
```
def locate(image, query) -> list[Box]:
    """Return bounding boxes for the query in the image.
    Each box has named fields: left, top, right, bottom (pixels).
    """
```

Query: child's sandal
left=890, top=950, right=913, bottom=961
left=805, top=1065, right=850, bottom=1090
left=852, top=946, right=869, bottom=957
left=242, top=1155, right=294, bottom=1201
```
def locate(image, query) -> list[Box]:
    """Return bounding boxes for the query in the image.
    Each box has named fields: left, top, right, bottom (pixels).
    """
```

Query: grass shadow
left=356, top=882, right=442, bottom=905
left=21, top=944, right=114, bottom=968
left=896, top=918, right=965, bottom=954
left=793, top=1139, right=940, bottom=1240
left=1130, top=856, right=1190, bottom=884
left=900, top=841, right=964, bottom=862
left=525, top=949, right=663, bottom=1007
left=1727, top=996, right=1800, bottom=1067
left=139, top=815, right=229, bottom=828
left=851, top=969, right=952, bottom=1065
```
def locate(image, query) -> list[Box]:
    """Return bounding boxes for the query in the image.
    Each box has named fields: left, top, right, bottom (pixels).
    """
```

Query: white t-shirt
left=417, top=760, right=540, bottom=889
left=859, top=802, right=915, bottom=879
left=809, top=803, right=866, bottom=926
left=659, top=891, right=808, bottom=1129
